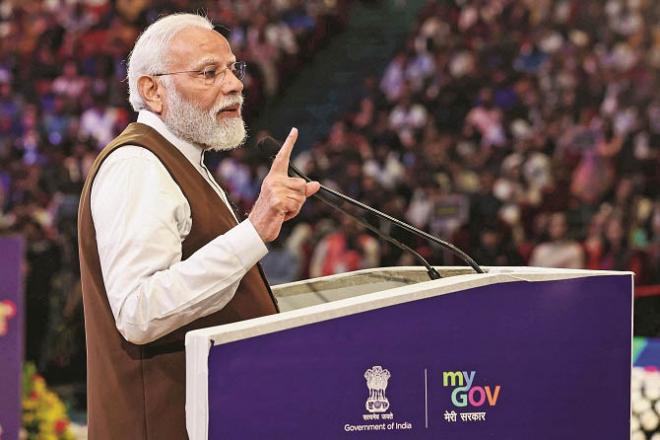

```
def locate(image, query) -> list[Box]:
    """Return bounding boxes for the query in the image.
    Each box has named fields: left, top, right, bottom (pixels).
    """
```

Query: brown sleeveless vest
left=78, top=122, right=278, bottom=439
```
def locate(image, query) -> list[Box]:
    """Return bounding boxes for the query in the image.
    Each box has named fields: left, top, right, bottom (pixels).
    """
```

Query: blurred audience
left=0, top=0, right=658, bottom=379
left=250, top=0, right=658, bottom=285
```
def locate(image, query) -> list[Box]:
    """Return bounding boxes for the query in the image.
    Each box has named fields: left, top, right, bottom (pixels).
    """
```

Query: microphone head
left=256, top=136, right=281, bottom=160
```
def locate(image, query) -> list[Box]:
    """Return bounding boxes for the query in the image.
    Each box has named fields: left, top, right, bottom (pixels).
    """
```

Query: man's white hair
left=126, top=13, right=213, bottom=111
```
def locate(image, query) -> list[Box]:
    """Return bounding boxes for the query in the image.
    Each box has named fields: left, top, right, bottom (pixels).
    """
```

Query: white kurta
left=90, top=110, right=267, bottom=344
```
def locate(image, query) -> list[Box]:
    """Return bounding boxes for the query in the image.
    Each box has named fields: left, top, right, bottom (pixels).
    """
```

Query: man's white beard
left=161, top=87, right=247, bottom=151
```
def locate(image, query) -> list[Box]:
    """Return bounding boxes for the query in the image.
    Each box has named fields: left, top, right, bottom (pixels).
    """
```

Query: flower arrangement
left=22, top=363, right=75, bottom=440
left=632, top=367, right=660, bottom=439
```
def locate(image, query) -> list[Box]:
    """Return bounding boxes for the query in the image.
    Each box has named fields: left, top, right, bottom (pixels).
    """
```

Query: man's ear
left=137, top=75, right=164, bottom=114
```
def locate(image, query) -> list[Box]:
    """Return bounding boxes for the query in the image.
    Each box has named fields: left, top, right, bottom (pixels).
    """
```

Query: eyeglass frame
left=151, top=61, right=247, bottom=85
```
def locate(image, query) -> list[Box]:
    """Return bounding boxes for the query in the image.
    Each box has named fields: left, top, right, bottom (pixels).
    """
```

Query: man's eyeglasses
left=152, top=61, right=247, bottom=86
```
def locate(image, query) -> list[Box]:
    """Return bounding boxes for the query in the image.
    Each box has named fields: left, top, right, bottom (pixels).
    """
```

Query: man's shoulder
left=90, top=144, right=187, bottom=212
left=91, top=145, right=173, bottom=197
left=100, top=144, right=162, bottom=167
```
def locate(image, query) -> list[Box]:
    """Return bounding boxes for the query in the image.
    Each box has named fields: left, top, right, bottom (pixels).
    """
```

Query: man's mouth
left=218, top=104, right=240, bottom=116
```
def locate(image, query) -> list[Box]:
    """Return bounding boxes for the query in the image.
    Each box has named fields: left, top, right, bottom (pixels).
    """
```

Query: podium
left=185, top=266, right=632, bottom=439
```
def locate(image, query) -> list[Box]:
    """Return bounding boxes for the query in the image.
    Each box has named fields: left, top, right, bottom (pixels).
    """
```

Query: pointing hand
left=248, top=128, right=320, bottom=242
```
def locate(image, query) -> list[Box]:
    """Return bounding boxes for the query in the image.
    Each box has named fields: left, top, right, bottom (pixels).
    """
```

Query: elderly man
left=77, top=13, right=319, bottom=439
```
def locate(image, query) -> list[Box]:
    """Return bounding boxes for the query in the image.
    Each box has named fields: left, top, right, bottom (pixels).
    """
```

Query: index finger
left=270, top=127, right=297, bottom=173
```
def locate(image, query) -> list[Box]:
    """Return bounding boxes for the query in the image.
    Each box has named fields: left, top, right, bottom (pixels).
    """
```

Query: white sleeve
left=91, top=146, right=268, bottom=345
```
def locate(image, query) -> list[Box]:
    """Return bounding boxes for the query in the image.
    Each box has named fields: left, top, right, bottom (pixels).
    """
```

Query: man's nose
left=222, top=68, right=244, bottom=95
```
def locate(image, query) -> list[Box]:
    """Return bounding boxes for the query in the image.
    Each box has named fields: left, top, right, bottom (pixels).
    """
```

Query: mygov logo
left=442, top=370, right=501, bottom=408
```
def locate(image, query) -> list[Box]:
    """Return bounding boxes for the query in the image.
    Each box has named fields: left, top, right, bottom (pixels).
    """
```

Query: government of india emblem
left=364, top=365, right=391, bottom=413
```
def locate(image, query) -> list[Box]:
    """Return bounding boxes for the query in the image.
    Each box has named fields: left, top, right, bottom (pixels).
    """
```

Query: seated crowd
left=226, top=0, right=659, bottom=285
left=0, top=0, right=658, bottom=381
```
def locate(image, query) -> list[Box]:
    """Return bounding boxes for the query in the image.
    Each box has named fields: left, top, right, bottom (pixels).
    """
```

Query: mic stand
left=311, top=189, right=442, bottom=280
left=289, top=164, right=484, bottom=274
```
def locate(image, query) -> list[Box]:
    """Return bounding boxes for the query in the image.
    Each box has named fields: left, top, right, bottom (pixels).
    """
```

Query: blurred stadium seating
left=0, top=0, right=658, bottom=392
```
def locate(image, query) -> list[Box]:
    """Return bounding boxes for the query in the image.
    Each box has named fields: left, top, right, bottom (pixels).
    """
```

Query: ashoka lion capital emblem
left=364, top=365, right=391, bottom=413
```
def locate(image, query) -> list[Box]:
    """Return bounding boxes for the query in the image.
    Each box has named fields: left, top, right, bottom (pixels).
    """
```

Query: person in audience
left=309, top=218, right=380, bottom=277
left=529, top=212, right=584, bottom=269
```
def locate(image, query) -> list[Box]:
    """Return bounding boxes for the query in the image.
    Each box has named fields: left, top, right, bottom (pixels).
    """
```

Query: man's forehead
left=169, top=27, right=235, bottom=66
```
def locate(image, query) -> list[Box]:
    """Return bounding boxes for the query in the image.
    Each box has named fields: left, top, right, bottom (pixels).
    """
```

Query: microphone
left=257, top=136, right=484, bottom=276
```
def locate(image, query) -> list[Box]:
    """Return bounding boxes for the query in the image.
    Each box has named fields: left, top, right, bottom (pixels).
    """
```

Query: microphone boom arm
left=289, top=164, right=484, bottom=274
left=311, top=187, right=442, bottom=280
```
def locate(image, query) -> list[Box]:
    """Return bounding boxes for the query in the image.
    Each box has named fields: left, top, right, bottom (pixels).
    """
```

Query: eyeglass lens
left=202, top=62, right=246, bottom=84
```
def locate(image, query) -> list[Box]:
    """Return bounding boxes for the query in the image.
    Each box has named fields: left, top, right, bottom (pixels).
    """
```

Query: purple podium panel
left=0, top=237, right=24, bottom=440
left=204, top=275, right=631, bottom=439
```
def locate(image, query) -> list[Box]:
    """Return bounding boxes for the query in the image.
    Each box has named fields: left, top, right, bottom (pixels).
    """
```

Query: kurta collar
left=137, top=110, right=205, bottom=172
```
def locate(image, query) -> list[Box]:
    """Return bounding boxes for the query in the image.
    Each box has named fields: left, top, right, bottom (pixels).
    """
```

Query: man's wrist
left=223, top=219, right=269, bottom=269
